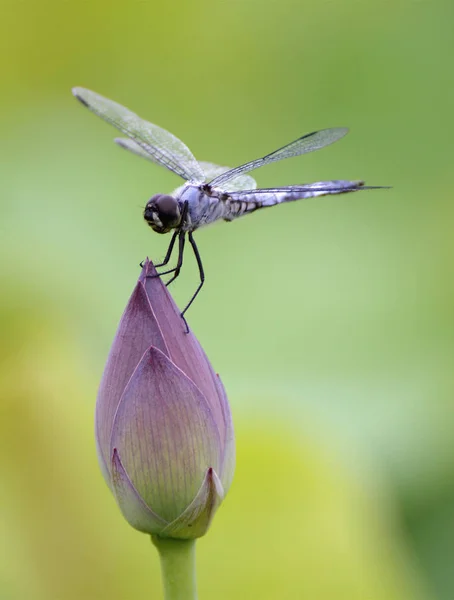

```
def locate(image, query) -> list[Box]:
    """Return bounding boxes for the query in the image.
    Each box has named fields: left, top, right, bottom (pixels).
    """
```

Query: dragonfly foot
left=144, top=268, right=178, bottom=281
left=180, top=313, right=190, bottom=334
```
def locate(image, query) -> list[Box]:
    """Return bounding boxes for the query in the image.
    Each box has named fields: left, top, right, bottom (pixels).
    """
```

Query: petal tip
left=159, top=467, right=224, bottom=539
left=139, top=258, right=159, bottom=283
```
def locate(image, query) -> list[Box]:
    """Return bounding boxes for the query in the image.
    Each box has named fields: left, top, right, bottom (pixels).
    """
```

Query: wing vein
left=73, top=87, right=204, bottom=181
left=209, top=128, right=349, bottom=187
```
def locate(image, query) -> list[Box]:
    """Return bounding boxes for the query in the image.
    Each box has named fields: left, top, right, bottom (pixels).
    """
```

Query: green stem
left=151, top=536, right=198, bottom=600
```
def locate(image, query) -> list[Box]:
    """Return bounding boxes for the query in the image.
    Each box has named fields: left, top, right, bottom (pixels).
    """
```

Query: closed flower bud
left=95, top=259, right=235, bottom=539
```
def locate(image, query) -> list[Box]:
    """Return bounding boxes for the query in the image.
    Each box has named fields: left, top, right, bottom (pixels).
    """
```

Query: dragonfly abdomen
left=222, top=197, right=259, bottom=222
left=227, top=180, right=368, bottom=210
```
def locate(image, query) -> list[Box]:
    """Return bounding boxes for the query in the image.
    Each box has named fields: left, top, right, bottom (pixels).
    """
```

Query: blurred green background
left=1, top=0, right=453, bottom=598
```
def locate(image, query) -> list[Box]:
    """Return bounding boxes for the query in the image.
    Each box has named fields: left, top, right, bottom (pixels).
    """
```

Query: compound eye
left=154, top=195, right=181, bottom=228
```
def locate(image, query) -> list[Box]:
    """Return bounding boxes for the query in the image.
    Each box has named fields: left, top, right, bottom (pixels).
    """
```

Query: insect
left=73, top=87, right=386, bottom=326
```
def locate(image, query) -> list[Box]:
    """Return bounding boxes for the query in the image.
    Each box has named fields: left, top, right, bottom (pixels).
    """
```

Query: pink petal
left=111, top=448, right=168, bottom=534
left=110, top=346, right=222, bottom=523
left=96, top=279, right=169, bottom=482
left=160, top=467, right=224, bottom=539
left=213, top=374, right=235, bottom=494
left=141, top=259, right=230, bottom=452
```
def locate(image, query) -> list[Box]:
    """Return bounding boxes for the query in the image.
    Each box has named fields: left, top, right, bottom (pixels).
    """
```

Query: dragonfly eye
left=144, top=194, right=181, bottom=233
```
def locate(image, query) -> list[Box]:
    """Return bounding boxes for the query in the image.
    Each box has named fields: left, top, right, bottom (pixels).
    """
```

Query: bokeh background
left=1, top=0, right=453, bottom=598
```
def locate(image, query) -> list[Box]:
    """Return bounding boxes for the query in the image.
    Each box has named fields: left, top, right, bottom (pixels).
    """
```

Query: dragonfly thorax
left=144, top=194, right=182, bottom=234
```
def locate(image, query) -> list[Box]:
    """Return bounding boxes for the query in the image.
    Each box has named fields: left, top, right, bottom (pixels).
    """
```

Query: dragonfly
left=73, top=87, right=386, bottom=327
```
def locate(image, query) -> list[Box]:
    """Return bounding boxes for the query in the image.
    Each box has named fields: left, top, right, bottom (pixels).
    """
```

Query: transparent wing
left=72, top=87, right=204, bottom=182
left=169, top=162, right=258, bottom=198
left=199, top=162, right=257, bottom=191
left=209, top=128, right=349, bottom=188
left=115, top=136, right=164, bottom=163
left=113, top=143, right=257, bottom=191
left=114, top=136, right=202, bottom=178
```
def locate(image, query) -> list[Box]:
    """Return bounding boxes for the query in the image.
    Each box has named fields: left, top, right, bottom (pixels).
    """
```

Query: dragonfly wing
left=209, top=128, right=349, bottom=188
left=166, top=161, right=258, bottom=198
left=72, top=87, right=205, bottom=182
left=112, top=144, right=258, bottom=192
left=222, top=180, right=386, bottom=220
left=199, top=162, right=257, bottom=191
left=114, top=137, right=169, bottom=166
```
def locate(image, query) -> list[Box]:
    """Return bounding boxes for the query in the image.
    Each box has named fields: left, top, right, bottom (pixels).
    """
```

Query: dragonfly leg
left=141, top=230, right=177, bottom=271
left=154, top=229, right=178, bottom=268
left=181, top=233, right=205, bottom=324
left=163, top=231, right=185, bottom=285
left=146, top=231, right=183, bottom=279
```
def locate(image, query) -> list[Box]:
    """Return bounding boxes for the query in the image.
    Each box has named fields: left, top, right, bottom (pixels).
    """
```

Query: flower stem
left=151, top=536, right=198, bottom=600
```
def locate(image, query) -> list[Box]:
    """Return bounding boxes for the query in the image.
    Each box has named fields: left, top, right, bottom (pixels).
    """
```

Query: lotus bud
left=95, top=259, right=235, bottom=539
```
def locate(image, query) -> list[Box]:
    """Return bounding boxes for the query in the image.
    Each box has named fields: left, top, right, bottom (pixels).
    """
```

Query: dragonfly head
left=144, top=194, right=182, bottom=234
